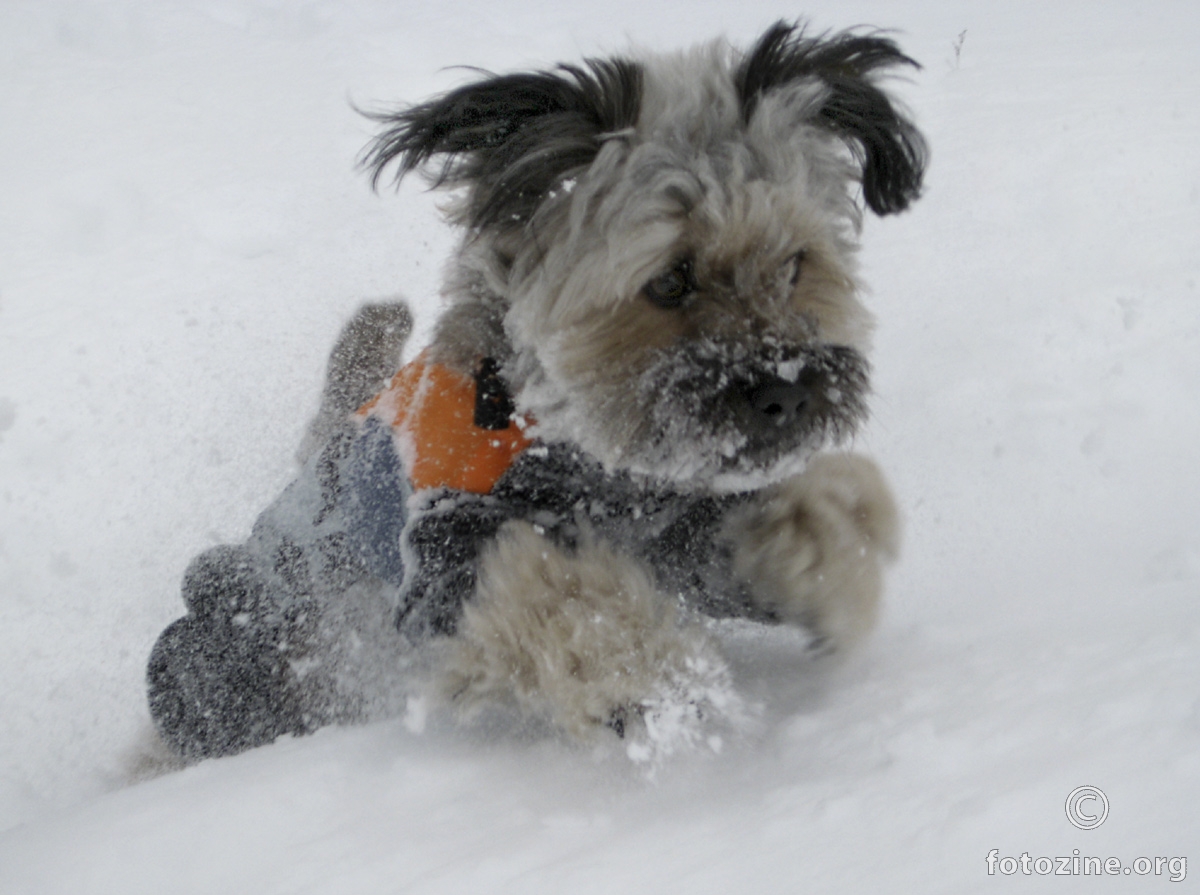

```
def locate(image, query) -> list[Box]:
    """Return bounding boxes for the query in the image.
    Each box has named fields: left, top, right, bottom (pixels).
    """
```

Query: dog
left=146, top=21, right=925, bottom=762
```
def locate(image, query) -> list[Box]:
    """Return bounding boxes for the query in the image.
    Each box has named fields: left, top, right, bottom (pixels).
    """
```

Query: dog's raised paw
left=730, top=452, right=900, bottom=651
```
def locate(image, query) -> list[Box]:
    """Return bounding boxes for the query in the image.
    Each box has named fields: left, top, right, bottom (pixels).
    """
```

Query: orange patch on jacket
left=358, top=349, right=533, bottom=494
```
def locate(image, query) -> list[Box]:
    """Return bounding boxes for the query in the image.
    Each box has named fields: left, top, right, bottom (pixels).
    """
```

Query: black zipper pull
left=473, top=356, right=514, bottom=430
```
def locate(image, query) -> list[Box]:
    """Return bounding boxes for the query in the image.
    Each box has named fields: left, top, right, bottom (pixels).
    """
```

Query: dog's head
left=365, top=22, right=926, bottom=489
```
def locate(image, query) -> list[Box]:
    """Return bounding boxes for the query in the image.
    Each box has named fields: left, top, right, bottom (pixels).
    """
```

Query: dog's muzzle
left=724, top=348, right=866, bottom=460
left=633, top=339, right=871, bottom=483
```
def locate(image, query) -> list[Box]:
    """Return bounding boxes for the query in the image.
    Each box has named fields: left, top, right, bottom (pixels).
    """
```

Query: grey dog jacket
left=145, top=353, right=769, bottom=760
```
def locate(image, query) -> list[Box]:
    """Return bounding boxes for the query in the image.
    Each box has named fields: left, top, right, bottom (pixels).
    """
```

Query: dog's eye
left=643, top=260, right=696, bottom=309
left=784, top=249, right=808, bottom=287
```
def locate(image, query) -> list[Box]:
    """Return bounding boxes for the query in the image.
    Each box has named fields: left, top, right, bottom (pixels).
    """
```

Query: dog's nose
left=745, top=376, right=809, bottom=427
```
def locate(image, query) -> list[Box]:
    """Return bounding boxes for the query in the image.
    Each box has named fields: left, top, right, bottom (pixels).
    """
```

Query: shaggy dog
left=146, top=21, right=925, bottom=762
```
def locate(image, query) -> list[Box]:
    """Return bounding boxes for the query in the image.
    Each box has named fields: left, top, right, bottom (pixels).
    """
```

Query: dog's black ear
left=736, top=21, right=927, bottom=215
left=362, top=60, right=642, bottom=228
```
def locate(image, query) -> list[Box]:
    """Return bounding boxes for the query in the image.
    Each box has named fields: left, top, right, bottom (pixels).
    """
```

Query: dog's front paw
left=437, top=520, right=739, bottom=756
left=617, top=653, right=746, bottom=767
left=730, top=453, right=899, bottom=651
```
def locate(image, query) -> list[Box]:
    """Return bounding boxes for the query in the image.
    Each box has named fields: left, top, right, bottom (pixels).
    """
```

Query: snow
left=1, top=0, right=1198, bottom=891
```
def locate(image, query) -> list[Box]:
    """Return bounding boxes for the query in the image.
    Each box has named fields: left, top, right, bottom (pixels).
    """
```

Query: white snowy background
left=1, top=0, right=1198, bottom=891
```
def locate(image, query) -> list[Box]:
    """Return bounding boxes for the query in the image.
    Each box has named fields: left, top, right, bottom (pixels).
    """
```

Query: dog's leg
left=729, top=453, right=900, bottom=652
left=438, top=520, right=737, bottom=753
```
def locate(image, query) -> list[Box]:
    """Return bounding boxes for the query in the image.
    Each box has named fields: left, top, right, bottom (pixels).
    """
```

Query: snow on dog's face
left=365, top=23, right=925, bottom=489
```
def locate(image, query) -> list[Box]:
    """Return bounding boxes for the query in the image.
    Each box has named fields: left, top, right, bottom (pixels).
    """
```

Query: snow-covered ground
left=1, top=1, right=1198, bottom=891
